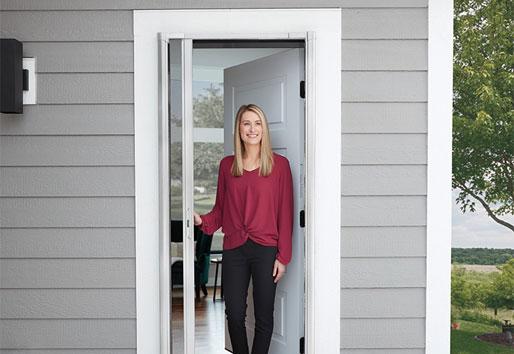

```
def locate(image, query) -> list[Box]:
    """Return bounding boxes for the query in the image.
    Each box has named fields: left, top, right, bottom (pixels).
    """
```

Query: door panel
left=224, top=48, right=305, bottom=354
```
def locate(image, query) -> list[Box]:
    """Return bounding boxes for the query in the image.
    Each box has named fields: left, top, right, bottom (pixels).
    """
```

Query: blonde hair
left=231, top=104, right=274, bottom=177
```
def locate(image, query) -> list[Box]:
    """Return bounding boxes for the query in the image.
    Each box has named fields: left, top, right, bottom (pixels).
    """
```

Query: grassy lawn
left=451, top=320, right=514, bottom=353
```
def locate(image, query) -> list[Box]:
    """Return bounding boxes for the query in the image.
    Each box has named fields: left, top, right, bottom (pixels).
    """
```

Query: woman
left=193, top=103, right=294, bottom=354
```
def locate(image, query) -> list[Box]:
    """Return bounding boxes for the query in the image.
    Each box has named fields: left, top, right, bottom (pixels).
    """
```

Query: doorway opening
left=169, top=39, right=306, bottom=354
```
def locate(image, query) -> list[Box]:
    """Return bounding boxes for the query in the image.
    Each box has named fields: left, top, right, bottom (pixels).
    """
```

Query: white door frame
left=134, top=9, right=341, bottom=354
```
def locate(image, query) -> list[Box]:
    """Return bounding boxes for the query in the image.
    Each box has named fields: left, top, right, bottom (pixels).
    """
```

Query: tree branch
left=454, top=180, right=514, bottom=232
left=503, top=154, right=514, bottom=202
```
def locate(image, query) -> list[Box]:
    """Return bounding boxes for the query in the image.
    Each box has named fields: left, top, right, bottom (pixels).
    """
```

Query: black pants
left=222, top=237, right=278, bottom=354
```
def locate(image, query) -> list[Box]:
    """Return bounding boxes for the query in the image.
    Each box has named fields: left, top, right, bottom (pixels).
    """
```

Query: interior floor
left=172, top=287, right=230, bottom=353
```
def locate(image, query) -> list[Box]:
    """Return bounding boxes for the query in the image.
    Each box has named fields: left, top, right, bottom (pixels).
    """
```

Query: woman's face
left=239, top=110, right=263, bottom=147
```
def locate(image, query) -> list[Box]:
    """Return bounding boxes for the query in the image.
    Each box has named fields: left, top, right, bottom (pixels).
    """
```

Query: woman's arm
left=198, top=159, right=225, bottom=235
left=276, top=158, right=294, bottom=265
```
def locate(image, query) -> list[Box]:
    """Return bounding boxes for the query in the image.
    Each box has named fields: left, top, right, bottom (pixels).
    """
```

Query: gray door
left=223, top=48, right=305, bottom=354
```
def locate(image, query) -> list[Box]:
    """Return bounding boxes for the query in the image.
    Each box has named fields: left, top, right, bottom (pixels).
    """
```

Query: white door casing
left=223, top=48, right=305, bottom=354
left=134, top=9, right=342, bottom=354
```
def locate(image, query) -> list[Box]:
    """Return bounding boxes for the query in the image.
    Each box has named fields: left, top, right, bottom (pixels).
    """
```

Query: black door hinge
left=299, top=210, right=305, bottom=228
left=299, top=336, right=305, bottom=354
left=300, top=80, right=305, bottom=98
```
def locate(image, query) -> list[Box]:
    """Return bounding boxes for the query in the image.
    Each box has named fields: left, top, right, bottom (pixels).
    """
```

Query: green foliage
left=452, top=248, right=514, bottom=265
left=194, top=143, right=224, bottom=183
left=452, top=266, right=488, bottom=309
left=453, top=0, right=514, bottom=232
left=459, top=309, right=504, bottom=326
left=452, top=258, right=514, bottom=326
left=491, top=258, right=514, bottom=310
left=193, top=83, right=224, bottom=128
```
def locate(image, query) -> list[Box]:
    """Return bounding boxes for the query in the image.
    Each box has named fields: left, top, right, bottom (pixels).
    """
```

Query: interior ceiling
left=192, top=48, right=291, bottom=69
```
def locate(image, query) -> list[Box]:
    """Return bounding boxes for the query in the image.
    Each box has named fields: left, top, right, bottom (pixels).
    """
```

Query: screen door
left=158, top=35, right=195, bottom=354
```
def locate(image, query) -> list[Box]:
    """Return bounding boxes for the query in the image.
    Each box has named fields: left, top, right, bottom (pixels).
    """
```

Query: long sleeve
left=276, top=159, right=294, bottom=265
left=200, top=159, right=225, bottom=235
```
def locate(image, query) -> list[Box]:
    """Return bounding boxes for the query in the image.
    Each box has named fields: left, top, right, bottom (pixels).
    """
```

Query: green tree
left=488, top=258, right=514, bottom=314
left=483, top=279, right=503, bottom=316
left=193, top=83, right=224, bottom=128
left=453, top=0, right=514, bottom=232
left=452, top=266, right=484, bottom=309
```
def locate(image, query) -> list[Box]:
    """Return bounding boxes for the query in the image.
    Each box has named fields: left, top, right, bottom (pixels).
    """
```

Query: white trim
left=182, top=38, right=195, bottom=354
left=426, top=0, right=453, bottom=353
left=157, top=33, right=170, bottom=354
left=134, top=9, right=341, bottom=354
left=304, top=30, right=317, bottom=354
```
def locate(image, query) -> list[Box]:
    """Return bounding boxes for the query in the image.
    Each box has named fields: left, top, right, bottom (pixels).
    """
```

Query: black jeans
left=222, top=237, right=278, bottom=354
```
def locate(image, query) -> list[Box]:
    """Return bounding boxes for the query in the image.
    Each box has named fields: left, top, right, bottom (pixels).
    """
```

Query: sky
left=452, top=189, right=514, bottom=249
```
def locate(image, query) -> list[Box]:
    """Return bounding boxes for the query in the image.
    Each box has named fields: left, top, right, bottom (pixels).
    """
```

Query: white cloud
left=452, top=189, right=514, bottom=249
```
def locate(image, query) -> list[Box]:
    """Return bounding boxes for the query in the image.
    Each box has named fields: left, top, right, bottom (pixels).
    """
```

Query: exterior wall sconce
left=0, top=38, right=36, bottom=114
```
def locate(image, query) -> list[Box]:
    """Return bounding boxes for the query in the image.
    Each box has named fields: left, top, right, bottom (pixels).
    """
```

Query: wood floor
left=171, top=286, right=231, bottom=354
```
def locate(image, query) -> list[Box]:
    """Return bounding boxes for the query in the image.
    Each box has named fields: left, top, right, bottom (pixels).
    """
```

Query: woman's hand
left=272, top=259, right=286, bottom=283
left=193, top=211, right=202, bottom=226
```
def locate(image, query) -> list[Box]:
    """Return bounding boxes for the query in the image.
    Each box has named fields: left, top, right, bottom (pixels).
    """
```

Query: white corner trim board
left=134, top=9, right=342, bottom=354
left=427, top=0, right=453, bottom=353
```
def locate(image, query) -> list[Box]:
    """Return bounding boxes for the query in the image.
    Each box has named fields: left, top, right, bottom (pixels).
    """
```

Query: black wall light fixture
left=1, top=38, right=30, bottom=114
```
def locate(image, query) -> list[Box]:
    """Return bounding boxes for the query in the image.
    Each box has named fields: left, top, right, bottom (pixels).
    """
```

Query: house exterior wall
left=0, top=1, right=428, bottom=353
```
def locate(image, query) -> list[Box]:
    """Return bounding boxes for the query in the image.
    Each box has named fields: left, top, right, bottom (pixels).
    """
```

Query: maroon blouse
left=199, top=152, right=294, bottom=265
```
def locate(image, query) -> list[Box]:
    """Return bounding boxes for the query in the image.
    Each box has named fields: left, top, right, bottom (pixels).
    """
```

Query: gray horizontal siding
left=0, top=259, right=135, bottom=288
left=0, top=136, right=134, bottom=166
left=0, top=197, right=134, bottom=227
left=0, top=0, right=427, bottom=10
left=0, top=167, right=134, bottom=196
left=342, top=8, right=427, bottom=39
left=341, top=196, right=426, bottom=226
left=22, top=42, right=133, bottom=73
left=342, top=72, right=427, bottom=102
left=0, top=3, right=428, bottom=352
left=341, top=103, right=427, bottom=133
left=342, top=166, right=426, bottom=195
left=342, top=40, right=427, bottom=71
left=340, top=288, right=425, bottom=318
left=0, top=6, right=138, bottom=353
left=0, top=228, right=135, bottom=258
left=0, top=319, right=136, bottom=349
left=339, top=6, right=427, bottom=349
left=38, top=74, right=133, bottom=104
left=0, top=11, right=133, bottom=41
left=340, top=227, right=426, bottom=258
left=341, top=258, right=426, bottom=288
left=340, top=318, right=425, bottom=348
left=342, top=134, right=426, bottom=165
left=0, top=105, right=134, bottom=135
left=0, top=289, right=135, bottom=318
